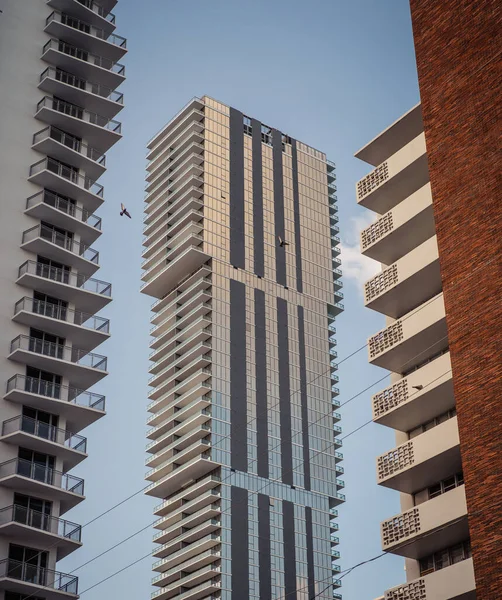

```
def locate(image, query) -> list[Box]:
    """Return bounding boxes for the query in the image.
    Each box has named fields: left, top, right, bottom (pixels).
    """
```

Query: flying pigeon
left=278, top=236, right=289, bottom=247
left=412, top=385, right=423, bottom=391
left=120, top=203, right=131, bottom=219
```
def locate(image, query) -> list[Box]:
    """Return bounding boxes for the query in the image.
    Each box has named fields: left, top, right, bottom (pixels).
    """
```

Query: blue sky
left=59, top=1, right=420, bottom=598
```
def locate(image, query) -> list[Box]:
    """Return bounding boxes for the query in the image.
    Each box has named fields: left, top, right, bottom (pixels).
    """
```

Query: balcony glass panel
left=0, top=458, right=84, bottom=496
left=37, top=96, right=122, bottom=133
left=0, top=557, right=78, bottom=593
left=43, top=38, right=125, bottom=75
left=22, top=224, right=99, bottom=265
left=29, top=157, right=104, bottom=197
left=2, top=415, right=87, bottom=453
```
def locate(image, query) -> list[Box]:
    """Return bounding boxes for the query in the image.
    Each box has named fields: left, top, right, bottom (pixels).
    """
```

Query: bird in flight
left=120, top=203, right=131, bottom=219
left=278, top=236, right=289, bottom=247
left=412, top=385, right=423, bottom=391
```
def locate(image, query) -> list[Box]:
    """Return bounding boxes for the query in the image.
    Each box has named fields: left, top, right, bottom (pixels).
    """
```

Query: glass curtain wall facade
left=142, top=96, right=344, bottom=600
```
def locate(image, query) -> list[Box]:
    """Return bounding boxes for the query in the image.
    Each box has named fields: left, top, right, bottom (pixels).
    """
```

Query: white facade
left=355, top=105, right=475, bottom=600
left=0, top=1, right=125, bottom=597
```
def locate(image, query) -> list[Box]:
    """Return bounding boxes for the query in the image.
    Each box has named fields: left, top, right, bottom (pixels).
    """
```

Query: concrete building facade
left=0, top=1, right=125, bottom=598
left=142, top=97, right=344, bottom=600
left=355, top=106, right=475, bottom=600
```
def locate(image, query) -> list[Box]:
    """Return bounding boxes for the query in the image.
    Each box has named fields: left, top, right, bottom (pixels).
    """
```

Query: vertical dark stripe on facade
left=291, top=139, right=303, bottom=292
left=230, top=279, right=247, bottom=471
left=273, top=129, right=287, bottom=286
left=231, top=486, right=249, bottom=598
left=297, top=305, right=311, bottom=490
left=283, top=500, right=297, bottom=600
left=258, top=493, right=272, bottom=600
left=251, top=119, right=264, bottom=277
left=277, top=297, right=293, bottom=485
left=305, top=507, right=316, bottom=599
left=255, top=288, right=269, bottom=478
left=229, top=107, right=245, bottom=268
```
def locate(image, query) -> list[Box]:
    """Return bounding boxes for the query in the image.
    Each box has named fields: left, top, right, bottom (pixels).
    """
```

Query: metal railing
left=2, top=415, right=87, bottom=453
left=40, top=66, right=124, bottom=104
left=18, top=260, right=111, bottom=297
left=0, top=458, right=84, bottom=496
left=6, top=374, right=106, bottom=412
left=0, top=504, right=81, bottom=541
left=14, top=296, right=110, bottom=334
left=22, top=224, right=99, bottom=265
left=74, top=0, right=116, bottom=23
left=43, top=38, right=125, bottom=76
left=29, top=157, right=104, bottom=197
left=37, top=96, right=122, bottom=133
left=26, top=190, right=102, bottom=231
left=0, top=557, right=78, bottom=593
left=10, top=335, right=107, bottom=371
left=33, top=125, right=106, bottom=167
left=46, top=10, right=126, bottom=48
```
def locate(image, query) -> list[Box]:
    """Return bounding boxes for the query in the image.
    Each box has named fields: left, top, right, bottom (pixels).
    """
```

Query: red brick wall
left=409, top=1, right=502, bottom=598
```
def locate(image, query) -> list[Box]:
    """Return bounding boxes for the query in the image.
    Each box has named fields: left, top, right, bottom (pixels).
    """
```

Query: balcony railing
left=37, top=96, right=122, bottom=133
left=0, top=504, right=81, bottom=541
left=26, top=190, right=102, bottom=231
left=6, top=374, right=105, bottom=412
left=18, top=260, right=111, bottom=297
left=71, top=0, right=116, bottom=23
left=40, top=66, right=124, bottom=104
left=2, top=415, right=87, bottom=453
left=46, top=10, right=126, bottom=48
left=33, top=125, right=106, bottom=167
left=29, top=157, right=104, bottom=197
left=0, top=557, right=78, bottom=594
left=10, top=335, right=107, bottom=371
left=15, top=296, right=110, bottom=334
left=22, top=224, right=99, bottom=265
left=43, top=38, right=125, bottom=76
left=0, top=458, right=84, bottom=495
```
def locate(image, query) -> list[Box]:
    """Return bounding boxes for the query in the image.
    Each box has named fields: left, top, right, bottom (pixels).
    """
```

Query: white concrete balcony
left=364, top=237, right=441, bottom=319
left=151, top=267, right=211, bottom=314
left=147, top=104, right=205, bottom=163
left=32, top=125, right=106, bottom=180
left=28, top=156, right=104, bottom=213
left=152, top=518, right=221, bottom=560
left=152, top=571, right=220, bottom=600
left=0, top=504, right=81, bottom=561
left=25, top=191, right=102, bottom=247
left=143, top=209, right=204, bottom=261
left=150, top=299, right=212, bottom=346
left=147, top=381, right=211, bottom=418
left=145, top=166, right=204, bottom=220
left=356, top=132, right=429, bottom=215
left=381, top=485, right=468, bottom=559
left=153, top=503, right=221, bottom=546
left=35, top=96, right=121, bottom=153
left=148, top=357, right=212, bottom=404
left=377, top=417, right=461, bottom=494
left=39, top=66, right=123, bottom=120
left=1, top=415, right=86, bottom=472
left=154, top=490, right=221, bottom=533
left=13, top=297, right=109, bottom=352
left=145, top=454, right=217, bottom=499
left=372, top=352, right=454, bottom=432
left=360, top=183, right=434, bottom=265
left=384, top=558, right=475, bottom=600
left=147, top=141, right=205, bottom=190
left=47, top=0, right=116, bottom=32
left=17, top=260, right=112, bottom=315
left=45, top=10, right=126, bottom=63
left=21, top=224, right=100, bottom=278
left=148, top=342, right=212, bottom=389
left=151, top=535, right=220, bottom=573
left=150, top=276, right=212, bottom=325
left=368, top=293, right=448, bottom=374
left=146, top=420, right=211, bottom=463
left=146, top=439, right=211, bottom=482
left=5, top=375, right=105, bottom=433
left=153, top=475, right=221, bottom=518
left=0, top=458, right=84, bottom=514
left=0, top=558, right=78, bottom=599
left=9, top=335, right=107, bottom=389
left=142, top=221, right=204, bottom=272
left=42, top=38, right=125, bottom=90
left=146, top=151, right=204, bottom=198
left=147, top=388, right=211, bottom=430
left=141, top=244, right=211, bottom=299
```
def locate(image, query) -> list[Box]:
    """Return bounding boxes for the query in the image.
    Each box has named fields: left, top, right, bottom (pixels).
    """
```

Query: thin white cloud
left=339, top=213, right=380, bottom=290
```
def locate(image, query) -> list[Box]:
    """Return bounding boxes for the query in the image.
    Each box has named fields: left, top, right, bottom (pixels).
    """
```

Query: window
left=419, top=540, right=471, bottom=576
left=29, top=328, right=65, bottom=360
left=407, top=408, right=457, bottom=439
left=8, top=544, right=48, bottom=586
left=36, top=255, right=71, bottom=284
left=13, top=494, right=52, bottom=532
left=6, top=592, right=44, bottom=600
left=261, top=124, right=272, bottom=146
left=25, top=367, right=62, bottom=399
left=243, top=116, right=252, bottom=136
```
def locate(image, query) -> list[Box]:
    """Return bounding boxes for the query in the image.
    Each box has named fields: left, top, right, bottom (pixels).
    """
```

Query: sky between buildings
left=59, top=1, right=421, bottom=598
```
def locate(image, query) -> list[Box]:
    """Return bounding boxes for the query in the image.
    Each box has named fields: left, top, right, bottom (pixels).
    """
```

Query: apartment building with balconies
left=0, top=1, right=125, bottom=598
left=355, top=105, right=475, bottom=600
left=142, top=97, right=344, bottom=600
